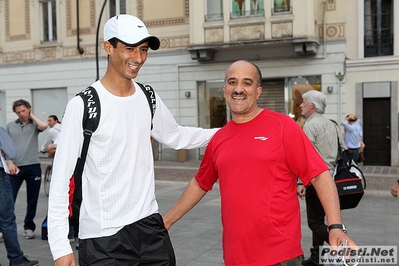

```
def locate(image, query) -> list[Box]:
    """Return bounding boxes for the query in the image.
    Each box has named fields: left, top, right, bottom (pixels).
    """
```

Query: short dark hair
left=108, top=37, right=138, bottom=48
left=248, top=60, right=263, bottom=87
left=346, top=114, right=358, bottom=122
left=12, top=99, right=31, bottom=112
left=48, top=115, right=59, bottom=123
left=108, top=37, right=120, bottom=48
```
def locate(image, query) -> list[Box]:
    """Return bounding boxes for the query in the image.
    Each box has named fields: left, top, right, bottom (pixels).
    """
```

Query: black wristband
left=397, top=178, right=399, bottom=184
left=328, top=224, right=347, bottom=234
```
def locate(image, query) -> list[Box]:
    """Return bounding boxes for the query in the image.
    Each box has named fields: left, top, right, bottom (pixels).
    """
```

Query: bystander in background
left=0, top=124, right=39, bottom=266
left=6, top=99, right=48, bottom=240
left=341, top=114, right=363, bottom=163
left=299, top=90, right=346, bottom=266
left=40, top=115, right=61, bottom=154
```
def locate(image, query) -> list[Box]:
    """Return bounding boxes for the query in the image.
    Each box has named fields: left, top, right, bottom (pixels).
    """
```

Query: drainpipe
left=96, top=0, right=108, bottom=81
left=76, top=0, right=84, bottom=55
left=336, top=69, right=345, bottom=123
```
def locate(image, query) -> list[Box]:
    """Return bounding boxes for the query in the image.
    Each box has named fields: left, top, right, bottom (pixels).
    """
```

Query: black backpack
left=69, top=82, right=156, bottom=227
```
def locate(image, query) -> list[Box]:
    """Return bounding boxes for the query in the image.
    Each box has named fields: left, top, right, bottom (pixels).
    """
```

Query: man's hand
left=391, top=183, right=399, bottom=198
left=328, top=229, right=359, bottom=252
left=29, top=112, right=48, bottom=131
left=47, top=143, right=57, bottom=158
left=6, top=160, right=20, bottom=175
left=296, top=185, right=306, bottom=200
left=54, top=253, right=76, bottom=266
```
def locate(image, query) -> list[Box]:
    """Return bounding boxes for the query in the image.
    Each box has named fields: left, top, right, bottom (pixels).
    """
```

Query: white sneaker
left=0, top=232, right=3, bottom=242
left=23, top=229, right=35, bottom=239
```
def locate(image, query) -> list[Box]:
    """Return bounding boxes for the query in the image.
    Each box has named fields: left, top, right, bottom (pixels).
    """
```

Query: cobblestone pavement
left=0, top=160, right=398, bottom=265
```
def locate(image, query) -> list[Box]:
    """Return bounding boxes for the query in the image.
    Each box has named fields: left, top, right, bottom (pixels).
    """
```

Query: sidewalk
left=154, top=160, right=398, bottom=196
left=40, top=157, right=399, bottom=193
left=1, top=160, right=397, bottom=265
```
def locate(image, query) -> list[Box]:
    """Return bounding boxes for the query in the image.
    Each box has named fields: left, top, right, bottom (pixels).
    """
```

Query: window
left=364, top=0, right=393, bottom=57
left=40, top=0, right=57, bottom=42
left=272, top=0, right=291, bottom=14
left=231, top=0, right=264, bottom=18
left=288, top=76, right=321, bottom=121
left=109, top=0, right=126, bottom=17
left=205, top=0, right=223, bottom=21
left=32, top=88, right=68, bottom=151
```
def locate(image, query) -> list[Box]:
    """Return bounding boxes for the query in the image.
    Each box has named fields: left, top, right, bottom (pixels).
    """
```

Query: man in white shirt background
left=40, top=115, right=61, bottom=154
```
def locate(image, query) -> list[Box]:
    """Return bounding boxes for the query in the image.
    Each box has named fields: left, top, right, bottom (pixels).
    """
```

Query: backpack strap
left=71, top=86, right=101, bottom=225
left=75, top=86, right=100, bottom=176
left=136, top=82, right=156, bottom=129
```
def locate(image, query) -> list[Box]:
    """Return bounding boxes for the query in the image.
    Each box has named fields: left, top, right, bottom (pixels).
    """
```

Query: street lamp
left=96, top=0, right=108, bottom=81
left=76, top=0, right=84, bottom=55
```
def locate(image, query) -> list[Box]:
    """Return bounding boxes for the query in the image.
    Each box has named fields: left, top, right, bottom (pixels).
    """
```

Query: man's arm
left=311, top=170, right=358, bottom=248
left=0, top=126, right=17, bottom=160
left=151, top=94, right=219, bottom=149
left=48, top=97, right=83, bottom=261
left=54, top=253, right=76, bottom=266
left=163, top=178, right=208, bottom=230
left=41, top=132, right=53, bottom=152
left=391, top=181, right=399, bottom=198
left=47, top=143, right=57, bottom=158
left=29, top=112, right=48, bottom=131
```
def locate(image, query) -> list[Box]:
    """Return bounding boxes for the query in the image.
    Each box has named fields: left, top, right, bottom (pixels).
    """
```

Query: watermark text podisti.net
left=320, top=245, right=397, bottom=265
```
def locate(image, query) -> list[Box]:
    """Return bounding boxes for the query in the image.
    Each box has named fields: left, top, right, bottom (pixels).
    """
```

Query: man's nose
left=233, top=84, right=245, bottom=93
left=131, top=49, right=143, bottom=63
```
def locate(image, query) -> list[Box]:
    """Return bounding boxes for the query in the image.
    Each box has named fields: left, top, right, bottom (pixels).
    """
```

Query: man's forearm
left=30, top=113, right=48, bottom=131
left=311, top=170, right=342, bottom=225
left=163, top=178, right=207, bottom=230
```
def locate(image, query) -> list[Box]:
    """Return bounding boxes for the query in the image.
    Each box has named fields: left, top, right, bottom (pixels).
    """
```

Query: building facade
left=0, top=0, right=396, bottom=165
left=346, top=0, right=399, bottom=166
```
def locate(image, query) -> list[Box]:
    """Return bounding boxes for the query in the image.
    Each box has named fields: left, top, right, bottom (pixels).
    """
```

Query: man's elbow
left=310, top=170, right=332, bottom=184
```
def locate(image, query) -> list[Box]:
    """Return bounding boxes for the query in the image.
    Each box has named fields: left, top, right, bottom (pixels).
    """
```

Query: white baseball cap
left=104, top=15, right=160, bottom=50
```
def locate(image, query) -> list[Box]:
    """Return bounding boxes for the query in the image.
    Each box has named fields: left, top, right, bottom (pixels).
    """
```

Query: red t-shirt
left=196, top=109, right=328, bottom=265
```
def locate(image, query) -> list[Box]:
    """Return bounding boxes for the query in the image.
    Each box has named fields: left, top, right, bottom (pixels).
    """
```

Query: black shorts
left=79, top=213, right=176, bottom=266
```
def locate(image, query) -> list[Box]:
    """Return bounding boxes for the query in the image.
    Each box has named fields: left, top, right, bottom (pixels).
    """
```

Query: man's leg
left=0, top=171, right=24, bottom=262
left=275, top=256, right=303, bottom=266
left=23, top=164, right=41, bottom=232
left=138, top=213, right=176, bottom=266
left=79, top=235, right=140, bottom=266
left=8, top=170, right=23, bottom=203
left=304, top=185, right=329, bottom=265
left=79, top=213, right=175, bottom=266
left=348, top=149, right=359, bottom=164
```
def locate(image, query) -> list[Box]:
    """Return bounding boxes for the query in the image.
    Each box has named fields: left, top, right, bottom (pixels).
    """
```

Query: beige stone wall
left=0, top=0, right=350, bottom=65
left=314, top=0, right=346, bottom=41
left=345, top=0, right=359, bottom=59
left=0, top=0, right=191, bottom=65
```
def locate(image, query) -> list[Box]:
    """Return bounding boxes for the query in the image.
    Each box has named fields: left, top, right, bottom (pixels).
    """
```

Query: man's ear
left=103, top=41, right=113, bottom=55
left=256, top=86, right=263, bottom=99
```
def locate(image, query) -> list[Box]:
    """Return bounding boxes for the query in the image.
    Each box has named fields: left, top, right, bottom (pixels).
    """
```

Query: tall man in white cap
left=48, top=15, right=218, bottom=265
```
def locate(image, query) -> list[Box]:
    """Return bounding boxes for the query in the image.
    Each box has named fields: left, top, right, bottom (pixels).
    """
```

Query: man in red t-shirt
left=163, top=60, right=358, bottom=266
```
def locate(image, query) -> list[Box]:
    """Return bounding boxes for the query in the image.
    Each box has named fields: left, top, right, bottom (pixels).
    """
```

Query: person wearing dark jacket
left=0, top=125, right=39, bottom=266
